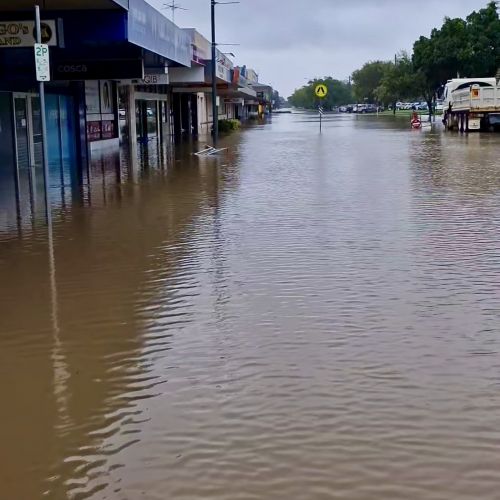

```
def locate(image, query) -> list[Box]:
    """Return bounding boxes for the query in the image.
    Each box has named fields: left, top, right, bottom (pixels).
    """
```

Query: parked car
left=339, top=106, right=347, bottom=113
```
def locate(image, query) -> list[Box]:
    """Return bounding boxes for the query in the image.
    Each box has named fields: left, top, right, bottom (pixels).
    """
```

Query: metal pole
left=320, top=111, right=322, bottom=133
left=35, top=5, right=52, bottom=227
left=211, top=0, right=218, bottom=146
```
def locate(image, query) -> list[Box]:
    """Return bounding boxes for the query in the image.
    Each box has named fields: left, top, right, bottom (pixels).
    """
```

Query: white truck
left=442, top=77, right=500, bottom=131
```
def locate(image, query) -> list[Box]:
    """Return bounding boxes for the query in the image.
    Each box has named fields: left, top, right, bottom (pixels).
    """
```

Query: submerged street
left=2, top=113, right=500, bottom=499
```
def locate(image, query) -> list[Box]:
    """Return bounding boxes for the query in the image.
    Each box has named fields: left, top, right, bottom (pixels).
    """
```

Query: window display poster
left=101, top=120, right=115, bottom=139
left=100, top=81, right=114, bottom=114
left=87, top=121, right=101, bottom=142
left=85, top=81, right=100, bottom=114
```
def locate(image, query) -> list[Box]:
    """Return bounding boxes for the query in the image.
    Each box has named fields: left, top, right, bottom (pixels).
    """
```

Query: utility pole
left=35, top=5, right=51, bottom=226
left=211, top=0, right=218, bottom=146
left=210, top=0, right=239, bottom=147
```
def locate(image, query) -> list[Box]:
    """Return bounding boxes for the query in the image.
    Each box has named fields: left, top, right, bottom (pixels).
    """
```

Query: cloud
left=150, top=0, right=491, bottom=97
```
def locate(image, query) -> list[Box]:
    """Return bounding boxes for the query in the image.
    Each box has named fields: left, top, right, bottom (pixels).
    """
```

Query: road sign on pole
left=34, top=43, right=50, bottom=82
left=315, top=84, right=328, bottom=98
left=35, top=5, right=51, bottom=226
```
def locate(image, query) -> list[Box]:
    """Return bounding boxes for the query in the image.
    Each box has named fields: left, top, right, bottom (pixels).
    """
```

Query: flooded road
left=1, top=113, right=500, bottom=500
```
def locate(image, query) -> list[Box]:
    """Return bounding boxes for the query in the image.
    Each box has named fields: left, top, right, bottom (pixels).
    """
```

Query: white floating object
left=194, top=145, right=228, bottom=157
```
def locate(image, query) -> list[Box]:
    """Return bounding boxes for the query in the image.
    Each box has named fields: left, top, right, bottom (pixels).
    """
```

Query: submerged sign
left=0, top=20, right=57, bottom=47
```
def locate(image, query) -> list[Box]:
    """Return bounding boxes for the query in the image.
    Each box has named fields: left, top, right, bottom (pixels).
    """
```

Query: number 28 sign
left=34, top=43, right=50, bottom=81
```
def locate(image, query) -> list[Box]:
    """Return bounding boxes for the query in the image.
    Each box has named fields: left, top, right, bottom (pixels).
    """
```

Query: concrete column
left=126, top=85, right=138, bottom=179
left=187, top=95, right=193, bottom=138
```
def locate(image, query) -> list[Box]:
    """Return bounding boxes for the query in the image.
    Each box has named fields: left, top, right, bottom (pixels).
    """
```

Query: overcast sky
left=150, top=0, right=490, bottom=97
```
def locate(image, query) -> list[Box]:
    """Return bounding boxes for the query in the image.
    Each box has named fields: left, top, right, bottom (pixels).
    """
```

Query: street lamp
left=211, top=0, right=239, bottom=147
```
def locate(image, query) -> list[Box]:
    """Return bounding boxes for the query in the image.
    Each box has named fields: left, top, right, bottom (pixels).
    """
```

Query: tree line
left=289, top=1, right=500, bottom=115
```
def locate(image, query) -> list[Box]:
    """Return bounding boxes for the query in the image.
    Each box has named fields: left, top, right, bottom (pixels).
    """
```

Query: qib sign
left=0, top=20, right=57, bottom=47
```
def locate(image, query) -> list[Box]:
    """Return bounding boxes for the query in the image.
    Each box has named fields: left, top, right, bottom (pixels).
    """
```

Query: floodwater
left=1, top=113, right=500, bottom=500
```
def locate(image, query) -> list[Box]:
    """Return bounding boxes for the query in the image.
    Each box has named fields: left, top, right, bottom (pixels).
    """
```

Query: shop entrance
left=11, top=93, right=77, bottom=214
left=134, top=92, right=170, bottom=168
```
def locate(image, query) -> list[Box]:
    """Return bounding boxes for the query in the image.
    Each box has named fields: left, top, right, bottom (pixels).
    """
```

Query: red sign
left=87, top=121, right=101, bottom=142
left=101, top=120, right=115, bottom=139
left=232, top=67, right=240, bottom=85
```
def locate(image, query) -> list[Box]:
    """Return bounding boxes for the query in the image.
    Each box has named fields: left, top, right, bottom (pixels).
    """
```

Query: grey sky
left=150, top=0, right=490, bottom=97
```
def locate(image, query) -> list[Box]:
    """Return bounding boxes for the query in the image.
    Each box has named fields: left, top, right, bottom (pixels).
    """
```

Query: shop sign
left=216, top=51, right=233, bottom=83
left=101, top=120, right=115, bottom=139
left=224, top=98, right=244, bottom=105
left=87, top=121, right=101, bottom=142
left=192, top=30, right=210, bottom=64
left=246, top=68, right=258, bottom=85
left=53, top=58, right=143, bottom=80
left=142, top=73, right=169, bottom=85
left=0, top=20, right=57, bottom=47
left=128, top=0, right=191, bottom=67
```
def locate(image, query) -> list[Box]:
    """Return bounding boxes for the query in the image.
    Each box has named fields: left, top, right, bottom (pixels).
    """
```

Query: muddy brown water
left=1, top=113, right=500, bottom=500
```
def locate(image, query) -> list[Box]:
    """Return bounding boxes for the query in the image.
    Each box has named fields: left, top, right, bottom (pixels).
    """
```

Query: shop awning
left=0, top=0, right=126, bottom=10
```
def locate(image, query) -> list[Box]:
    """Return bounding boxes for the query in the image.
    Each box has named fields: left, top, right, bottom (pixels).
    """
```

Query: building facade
left=0, top=0, right=272, bottom=224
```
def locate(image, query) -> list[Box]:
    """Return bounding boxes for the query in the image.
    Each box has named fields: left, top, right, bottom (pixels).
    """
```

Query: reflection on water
left=1, top=115, right=500, bottom=500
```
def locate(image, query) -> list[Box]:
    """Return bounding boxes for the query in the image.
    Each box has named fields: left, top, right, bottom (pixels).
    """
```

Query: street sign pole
left=35, top=5, right=51, bottom=226
left=315, top=83, right=328, bottom=134
left=211, top=0, right=218, bottom=147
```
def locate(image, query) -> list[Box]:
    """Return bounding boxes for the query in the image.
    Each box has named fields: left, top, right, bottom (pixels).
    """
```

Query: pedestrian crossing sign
left=315, top=84, right=328, bottom=98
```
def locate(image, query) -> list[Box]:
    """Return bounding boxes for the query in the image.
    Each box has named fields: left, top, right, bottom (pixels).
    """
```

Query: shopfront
left=0, top=89, right=79, bottom=218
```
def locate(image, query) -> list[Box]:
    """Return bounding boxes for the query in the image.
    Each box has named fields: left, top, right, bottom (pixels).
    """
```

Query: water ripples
left=2, top=114, right=500, bottom=499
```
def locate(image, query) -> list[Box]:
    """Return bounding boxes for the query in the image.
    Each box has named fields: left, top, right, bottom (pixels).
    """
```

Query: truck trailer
left=442, top=77, right=500, bottom=132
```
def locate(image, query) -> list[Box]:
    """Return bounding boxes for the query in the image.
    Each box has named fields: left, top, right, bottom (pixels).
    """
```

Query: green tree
left=413, top=2, right=500, bottom=117
left=375, top=52, right=419, bottom=113
left=464, top=1, right=500, bottom=76
left=351, top=61, right=392, bottom=103
left=412, top=16, right=470, bottom=116
left=288, top=77, right=353, bottom=109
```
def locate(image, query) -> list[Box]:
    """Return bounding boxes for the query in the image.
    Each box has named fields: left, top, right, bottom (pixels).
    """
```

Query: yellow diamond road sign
left=315, top=84, right=328, bottom=98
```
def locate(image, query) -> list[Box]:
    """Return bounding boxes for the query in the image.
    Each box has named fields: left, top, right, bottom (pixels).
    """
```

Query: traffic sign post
left=35, top=5, right=51, bottom=226
left=315, top=84, right=328, bottom=133
left=34, top=44, right=50, bottom=82
left=315, top=84, right=328, bottom=98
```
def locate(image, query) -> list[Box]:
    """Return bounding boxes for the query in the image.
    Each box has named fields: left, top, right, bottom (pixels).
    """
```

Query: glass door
left=14, top=97, right=30, bottom=169
left=13, top=95, right=37, bottom=213
left=30, top=96, right=43, bottom=168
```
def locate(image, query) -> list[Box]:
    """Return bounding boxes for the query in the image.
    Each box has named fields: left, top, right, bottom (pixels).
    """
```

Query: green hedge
left=218, top=119, right=241, bottom=133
